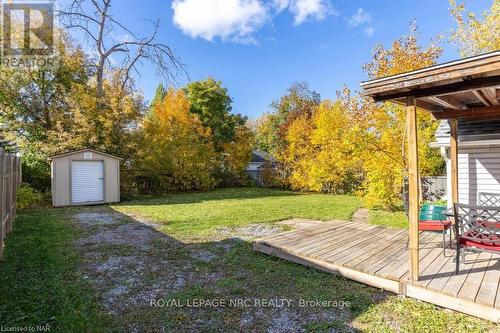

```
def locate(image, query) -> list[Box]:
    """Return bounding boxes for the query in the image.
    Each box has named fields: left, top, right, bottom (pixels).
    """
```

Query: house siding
left=447, top=146, right=500, bottom=206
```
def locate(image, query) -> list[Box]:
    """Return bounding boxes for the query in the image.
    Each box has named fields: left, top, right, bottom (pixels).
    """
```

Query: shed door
left=72, top=161, right=104, bottom=203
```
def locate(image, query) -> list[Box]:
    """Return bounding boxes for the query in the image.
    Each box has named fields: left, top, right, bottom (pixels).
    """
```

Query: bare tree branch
left=58, top=0, right=186, bottom=97
left=57, top=11, right=100, bottom=25
left=65, top=24, right=98, bottom=43
left=121, top=47, right=143, bottom=91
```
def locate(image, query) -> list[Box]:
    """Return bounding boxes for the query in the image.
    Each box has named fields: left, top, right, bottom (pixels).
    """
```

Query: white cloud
left=347, top=8, right=374, bottom=37
left=172, top=0, right=268, bottom=42
left=274, top=0, right=290, bottom=12
left=274, top=0, right=335, bottom=25
left=364, top=26, right=375, bottom=36
left=172, top=0, right=336, bottom=43
left=348, top=8, right=370, bottom=27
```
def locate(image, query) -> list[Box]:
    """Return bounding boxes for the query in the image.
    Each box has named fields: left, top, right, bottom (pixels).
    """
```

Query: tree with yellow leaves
left=355, top=25, right=445, bottom=209
left=255, top=82, right=320, bottom=159
left=257, top=25, right=446, bottom=209
left=283, top=110, right=315, bottom=190
left=0, top=32, right=144, bottom=192
left=140, top=88, right=217, bottom=192
left=309, top=101, right=364, bottom=193
left=283, top=100, right=363, bottom=193
left=49, top=69, right=144, bottom=159
left=449, top=0, right=500, bottom=57
left=220, top=125, right=254, bottom=186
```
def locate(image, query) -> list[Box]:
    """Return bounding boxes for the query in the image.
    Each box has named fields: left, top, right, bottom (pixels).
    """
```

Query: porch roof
left=361, top=51, right=500, bottom=120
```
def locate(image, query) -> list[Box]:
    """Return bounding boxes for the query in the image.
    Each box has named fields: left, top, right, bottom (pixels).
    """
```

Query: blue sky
left=88, top=0, right=492, bottom=119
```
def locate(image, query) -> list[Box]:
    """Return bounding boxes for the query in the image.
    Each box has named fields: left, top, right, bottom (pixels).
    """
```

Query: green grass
left=368, top=210, right=408, bottom=229
left=1, top=188, right=496, bottom=332
left=113, top=187, right=362, bottom=238
left=0, top=209, right=116, bottom=332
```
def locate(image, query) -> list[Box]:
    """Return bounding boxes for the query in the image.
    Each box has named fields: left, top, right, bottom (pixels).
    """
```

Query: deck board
left=375, top=232, right=433, bottom=279
left=419, top=249, right=453, bottom=288
left=495, top=269, right=500, bottom=308
left=292, top=223, right=364, bottom=254
left=321, top=227, right=392, bottom=262
left=426, top=251, right=457, bottom=292
left=386, top=234, right=440, bottom=281
left=309, top=225, right=382, bottom=258
left=341, top=229, right=407, bottom=269
left=441, top=252, right=480, bottom=297
left=253, top=220, right=500, bottom=322
left=359, top=232, right=410, bottom=274
left=265, top=223, right=336, bottom=245
left=478, top=255, right=500, bottom=307
left=458, top=252, right=492, bottom=302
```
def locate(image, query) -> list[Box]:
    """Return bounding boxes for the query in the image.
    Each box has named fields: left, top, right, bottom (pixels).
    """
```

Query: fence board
left=422, top=176, right=447, bottom=201
left=0, top=147, right=21, bottom=259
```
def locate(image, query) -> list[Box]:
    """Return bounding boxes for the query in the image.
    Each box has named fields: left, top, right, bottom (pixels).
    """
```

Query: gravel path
left=71, top=206, right=353, bottom=332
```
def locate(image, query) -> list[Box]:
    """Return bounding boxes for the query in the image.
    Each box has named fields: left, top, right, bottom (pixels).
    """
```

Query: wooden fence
left=0, top=147, right=22, bottom=259
left=421, top=176, right=447, bottom=201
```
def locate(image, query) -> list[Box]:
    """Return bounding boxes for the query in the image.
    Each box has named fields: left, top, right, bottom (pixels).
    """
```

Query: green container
left=419, top=204, right=447, bottom=221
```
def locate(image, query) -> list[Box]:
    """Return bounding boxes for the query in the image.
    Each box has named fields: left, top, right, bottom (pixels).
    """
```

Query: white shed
left=431, top=119, right=500, bottom=207
left=50, top=149, right=121, bottom=207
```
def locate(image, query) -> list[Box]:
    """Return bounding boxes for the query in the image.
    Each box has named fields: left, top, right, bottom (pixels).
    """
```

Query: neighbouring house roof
left=49, top=148, right=123, bottom=160
left=245, top=150, right=275, bottom=171
left=431, top=119, right=500, bottom=147
left=250, top=150, right=275, bottom=163
left=246, top=162, right=265, bottom=171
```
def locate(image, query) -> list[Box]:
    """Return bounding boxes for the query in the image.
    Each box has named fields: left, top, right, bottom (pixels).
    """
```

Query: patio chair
left=479, top=192, right=500, bottom=206
left=453, top=203, right=500, bottom=274
left=418, top=204, right=452, bottom=253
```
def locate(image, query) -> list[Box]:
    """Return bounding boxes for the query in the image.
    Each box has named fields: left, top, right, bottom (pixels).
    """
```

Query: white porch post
left=449, top=119, right=459, bottom=205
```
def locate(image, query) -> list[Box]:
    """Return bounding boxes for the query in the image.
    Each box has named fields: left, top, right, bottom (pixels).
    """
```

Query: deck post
left=449, top=119, right=458, bottom=204
left=406, top=96, right=419, bottom=282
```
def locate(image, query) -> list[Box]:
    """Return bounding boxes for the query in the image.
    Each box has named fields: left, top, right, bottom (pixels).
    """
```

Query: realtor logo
left=1, top=0, right=55, bottom=67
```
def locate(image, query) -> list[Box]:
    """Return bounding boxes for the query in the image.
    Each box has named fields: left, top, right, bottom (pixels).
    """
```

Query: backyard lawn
left=0, top=188, right=495, bottom=332
left=114, top=187, right=362, bottom=239
left=367, top=209, right=408, bottom=229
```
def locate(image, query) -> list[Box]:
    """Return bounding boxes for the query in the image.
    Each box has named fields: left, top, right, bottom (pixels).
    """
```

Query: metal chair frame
left=420, top=207, right=453, bottom=255
left=479, top=192, right=500, bottom=207
left=453, top=203, right=500, bottom=274
left=406, top=207, right=453, bottom=255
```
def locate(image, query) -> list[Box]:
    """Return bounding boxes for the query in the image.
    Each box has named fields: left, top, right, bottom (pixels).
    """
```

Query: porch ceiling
left=361, top=51, right=500, bottom=120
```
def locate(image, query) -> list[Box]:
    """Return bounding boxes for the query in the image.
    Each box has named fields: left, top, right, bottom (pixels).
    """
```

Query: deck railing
left=0, top=147, right=22, bottom=259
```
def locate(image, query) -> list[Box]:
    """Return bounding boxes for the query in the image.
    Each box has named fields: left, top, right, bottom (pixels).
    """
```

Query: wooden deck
left=253, top=220, right=500, bottom=322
